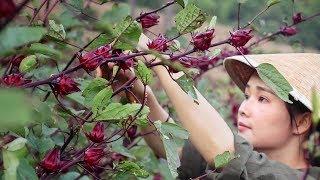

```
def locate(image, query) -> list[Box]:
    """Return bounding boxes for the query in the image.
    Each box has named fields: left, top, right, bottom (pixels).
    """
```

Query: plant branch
left=135, top=1, right=176, bottom=20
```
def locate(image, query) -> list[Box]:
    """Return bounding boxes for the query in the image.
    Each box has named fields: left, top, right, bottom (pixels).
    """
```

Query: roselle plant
left=0, top=0, right=319, bottom=179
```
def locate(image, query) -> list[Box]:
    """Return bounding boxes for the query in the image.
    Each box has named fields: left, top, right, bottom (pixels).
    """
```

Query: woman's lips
left=237, top=122, right=251, bottom=131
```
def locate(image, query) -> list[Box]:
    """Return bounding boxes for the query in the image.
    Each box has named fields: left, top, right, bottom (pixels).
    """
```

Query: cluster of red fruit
left=40, top=122, right=138, bottom=173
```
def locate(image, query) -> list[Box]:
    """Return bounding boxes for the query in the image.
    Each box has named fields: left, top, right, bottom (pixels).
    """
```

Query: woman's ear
left=292, top=112, right=312, bottom=135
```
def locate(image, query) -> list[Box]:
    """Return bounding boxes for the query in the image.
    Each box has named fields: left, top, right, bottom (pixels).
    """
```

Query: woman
left=97, top=36, right=320, bottom=179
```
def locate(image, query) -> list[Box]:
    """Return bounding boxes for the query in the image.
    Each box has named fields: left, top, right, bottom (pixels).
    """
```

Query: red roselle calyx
left=116, top=53, right=135, bottom=70
left=229, top=29, right=253, bottom=47
left=127, top=125, right=137, bottom=141
left=79, top=45, right=112, bottom=72
left=280, top=26, right=298, bottom=37
left=0, top=0, right=16, bottom=19
left=147, top=34, right=168, bottom=52
left=52, top=75, right=80, bottom=96
left=86, top=122, right=105, bottom=143
left=84, top=147, right=105, bottom=167
left=140, top=13, right=160, bottom=29
left=1, top=74, right=30, bottom=87
left=192, top=29, right=215, bottom=51
left=292, top=12, right=303, bottom=24
left=41, top=148, right=61, bottom=172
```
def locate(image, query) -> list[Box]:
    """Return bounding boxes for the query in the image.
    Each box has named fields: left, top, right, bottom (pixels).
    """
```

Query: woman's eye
left=258, top=96, right=268, bottom=102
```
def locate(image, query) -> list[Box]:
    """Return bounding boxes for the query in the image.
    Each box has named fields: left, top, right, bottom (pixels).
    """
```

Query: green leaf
left=176, top=0, right=189, bottom=8
left=134, top=60, right=153, bottom=85
left=256, top=63, right=293, bottom=103
left=153, top=121, right=188, bottom=178
left=92, top=87, right=113, bottom=117
left=111, top=136, right=136, bottom=159
left=208, top=16, right=217, bottom=29
left=0, top=26, right=47, bottom=56
left=19, top=55, right=37, bottom=73
left=174, top=4, right=206, bottom=34
left=69, top=0, right=84, bottom=10
left=82, top=77, right=108, bottom=106
left=0, top=89, right=34, bottom=132
left=88, top=34, right=113, bottom=50
left=266, top=0, right=281, bottom=7
left=48, top=20, right=66, bottom=41
left=4, top=138, right=27, bottom=152
left=95, top=103, right=149, bottom=123
left=28, top=43, right=62, bottom=60
left=213, top=151, right=237, bottom=169
left=16, top=159, right=38, bottom=180
left=42, top=124, right=58, bottom=136
left=237, top=0, right=248, bottom=3
left=117, top=160, right=149, bottom=178
left=169, top=39, right=181, bottom=52
left=161, top=122, right=189, bottom=140
left=176, top=74, right=198, bottom=101
left=2, top=139, right=28, bottom=180
left=101, top=3, right=130, bottom=25
left=312, top=88, right=320, bottom=126
left=112, top=16, right=142, bottom=50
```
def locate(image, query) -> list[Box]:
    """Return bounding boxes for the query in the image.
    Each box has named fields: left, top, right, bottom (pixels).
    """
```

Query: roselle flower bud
left=140, top=13, right=160, bottom=29
left=94, top=44, right=112, bottom=59
left=41, top=149, right=61, bottom=172
left=153, top=172, right=163, bottom=180
left=147, top=35, right=168, bottom=52
left=117, top=53, right=135, bottom=70
left=79, top=51, right=99, bottom=72
left=127, top=125, right=137, bottom=141
left=280, top=26, right=298, bottom=37
left=84, top=147, right=105, bottom=167
left=229, top=29, right=253, bottom=47
left=0, top=0, right=16, bottom=19
left=192, top=29, right=215, bottom=51
left=292, top=12, right=303, bottom=24
left=86, top=122, right=105, bottom=143
left=1, top=74, right=30, bottom=87
left=52, top=75, right=80, bottom=96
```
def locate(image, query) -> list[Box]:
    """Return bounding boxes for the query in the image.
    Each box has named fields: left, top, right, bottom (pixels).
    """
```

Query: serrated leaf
left=111, top=136, right=136, bottom=159
left=92, top=87, right=113, bottom=117
left=208, top=16, right=217, bottom=29
left=82, top=77, right=108, bottom=106
left=176, top=74, right=198, bottom=100
left=214, top=151, right=236, bottom=169
left=88, top=34, right=113, bottom=50
left=95, top=103, right=149, bottom=123
left=266, top=0, right=281, bottom=7
left=42, top=124, right=58, bottom=136
left=48, top=20, right=66, bottom=41
left=134, top=60, right=153, bottom=85
left=312, top=88, right=320, bottom=126
left=117, top=160, right=149, bottom=178
left=256, top=63, right=293, bottom=103
left=176, top=0, right=189, bottom=8
left=0, top=26, right=47, bottom=56
left=112, top=16, right=142, bottom=50
left=19, top=55, right=37, bottom=73
left=174, top=4, right=206, bottom=34
left=28, top=43, right=62, bottom=60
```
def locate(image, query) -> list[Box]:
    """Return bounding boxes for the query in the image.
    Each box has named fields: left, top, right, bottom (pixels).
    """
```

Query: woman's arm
left=151, top=64, right=235, bottom=163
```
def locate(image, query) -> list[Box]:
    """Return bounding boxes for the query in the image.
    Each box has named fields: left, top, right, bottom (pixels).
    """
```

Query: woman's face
left=237, top=72, right=293, bottom=150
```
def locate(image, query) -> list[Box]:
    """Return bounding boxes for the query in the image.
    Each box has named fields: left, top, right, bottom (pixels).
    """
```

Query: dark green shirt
left=178, top=133, right=320, bottom=180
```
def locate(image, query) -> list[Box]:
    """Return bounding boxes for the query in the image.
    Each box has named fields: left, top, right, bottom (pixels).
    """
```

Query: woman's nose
left=238, top=100, right=251, bottom=118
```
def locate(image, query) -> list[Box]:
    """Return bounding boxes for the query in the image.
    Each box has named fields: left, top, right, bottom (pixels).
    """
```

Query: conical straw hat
left=223, top=53, right=320, bottom=111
